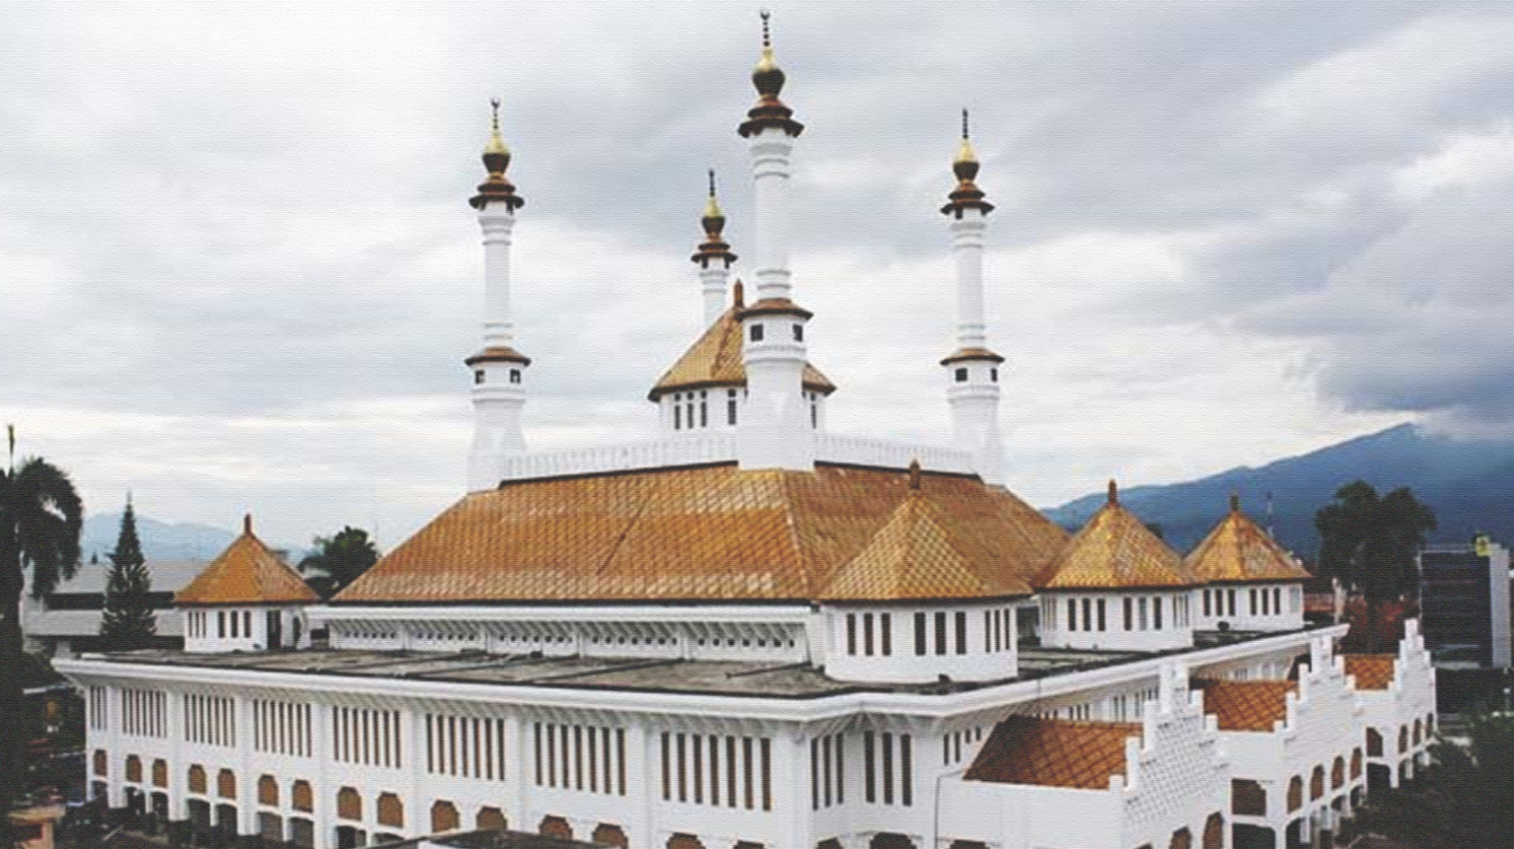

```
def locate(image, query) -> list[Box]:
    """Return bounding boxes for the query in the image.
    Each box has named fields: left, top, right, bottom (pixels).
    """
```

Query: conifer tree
left=99, top=496, right=156, bottom=647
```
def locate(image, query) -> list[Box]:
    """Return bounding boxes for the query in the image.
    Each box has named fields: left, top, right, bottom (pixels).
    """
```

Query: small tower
left=465, top=99, right=531, bottom=492
left=692, top=169, right=737, bottom=325
left=940, top=110, right=1006, bottom=486
left=174, top=515, right=319, bottom=653
left=736, top=11, right=817, bottom=471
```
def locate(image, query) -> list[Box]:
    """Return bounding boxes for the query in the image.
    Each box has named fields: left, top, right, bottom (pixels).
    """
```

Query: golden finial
left=754, top=10, right=779, bottom=78
left=704, top=168, right=723, bottom=219
left=956, top=108, right=978, bottom=164
left=482, top=97, right=512, bottom=177
left=1107, top=479, right=1119, bottom=505
left=908, top=459, right=922, bottom=491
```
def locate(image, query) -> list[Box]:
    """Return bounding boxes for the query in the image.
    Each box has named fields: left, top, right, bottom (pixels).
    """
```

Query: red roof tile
left=966, top=717, right=1141, bottom=790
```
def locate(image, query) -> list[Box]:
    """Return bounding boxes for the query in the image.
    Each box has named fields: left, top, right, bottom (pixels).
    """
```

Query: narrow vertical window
left=742, top=737, right=754, bottom=810
left=863, top=613, right=874, bottom=656
left=674, top=406, right=682, bottom=430
left=900, top=734, right=913, bottom=807
left=1082, top=598, right=1092, bottom=633
left=534, top=723, right=542, bottom=785
left=1228, top=589, right=1237, bottom=617
left=700, top=395, right=708, bottom=428
left=676, top=733, right=687, bottom=802
left=810, top=739, right=820, bottom=810
left=1067, top=598, right=1077, bottom=631
left=1139, top=597, right=1148, bottom=630
left=617, top=729, right=627, bottom=795
left=1097, top=599, right=1107, bottom=631
left=835, top=734, right=844, bottom=804
left=846, top=614, right=856, bottom=655
left=914, top=612, right=926, bottom=656
left=1250, top=588, right=1258, bottom=616
left=574, top=726, right=585, bottom=791
left=821, top=736, right=832, bottom=807
left=660, top=732, right=670, bottom=800
left=863, top=731, right=876, bottom=803
left=727, top=390, right=738, bottom=426
left=935, top=611, right=947, bottom=655
left=1274, top=587, right=1282, bottom=615
left=1153, top=595, right=1163, bottom=629
left=880, top=613, right=891, bottom=656
left=881, top=732, right=894, bottom=804
left=760, top=738, right=772, bottom=811
left=955, top=611, right=967, bottom=655
left=983, top=610, right=991, bottom=652
left=709, top=734, right=720, bottom=805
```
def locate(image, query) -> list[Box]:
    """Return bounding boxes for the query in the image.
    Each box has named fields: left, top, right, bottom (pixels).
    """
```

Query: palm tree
left=0, top=426, right=83, bottom=822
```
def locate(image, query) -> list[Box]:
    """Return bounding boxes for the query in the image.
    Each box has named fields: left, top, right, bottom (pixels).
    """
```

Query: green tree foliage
left=298, top=526, right=378, bottom=597
left=0, top=426, right=83, bottom=821
left=1315, top=480, right=1436, bottom=652
left=99, top=497, right=157, bottom=648
left=1358, top=710, right=1514, bottom=847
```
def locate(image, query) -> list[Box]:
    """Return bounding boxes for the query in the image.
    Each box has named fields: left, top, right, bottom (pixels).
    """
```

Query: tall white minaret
left=692, top=169, right=736, bottom=325
left=736, top=11, right=815, bottom=471
left=940, top=110, right=1006, bottom=486
left=465, top=99, right=531, bottom=492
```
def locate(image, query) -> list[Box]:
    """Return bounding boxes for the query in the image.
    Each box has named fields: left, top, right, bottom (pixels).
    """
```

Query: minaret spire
left=735, top=10, right=817, bottom=471
left=941, top=109, right=1005, bottom=485
left=466, top=98, right=531, bottom=491
left=692, top=169, right=737, bottom=325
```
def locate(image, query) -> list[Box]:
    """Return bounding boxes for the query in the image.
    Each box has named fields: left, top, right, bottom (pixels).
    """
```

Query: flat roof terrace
left=77, top=625, right=1324, bottom=700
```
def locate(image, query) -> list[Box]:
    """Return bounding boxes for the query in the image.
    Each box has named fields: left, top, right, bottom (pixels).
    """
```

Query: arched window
left=540, top=815, right=572, bottom=840
left=1310, top=765, right=1325, bottom=800
left=1287, top=776, right=1303, bottom=811
left=377, top=793, right=404, bottom=829
left=152, top=759, right=168, bottom=789
left=1332, top=757, right=1345, bottom=789
left=476, top=807, right=507, bottom=832
left=1351, top=748, right=1363, bottom=779
left=93, top=750, right=107, bottom=777
left=431, top=800, right=459, bottom=833
left=1398, top=726, right=1409, bottom=753
left=592, top=824, right=628, bottom=849
left=218, top=769, right=237, bottom=800
left=1367, top=727, right=1383, bottom=757
left=337, top=787, right=362, bottom=821
left=1202, top=814, right=1224, bottom=849
left=188, top=765, right=207, bottom=795
left=1169, top=826, right=1193, bottom=849
left=125, top=755, right=142, bottom=783
left=258, top=775, right=278, bottom=807
left=1413, top=718, right=1422, bottom=745
left=291, top=780, right=313, bottom=813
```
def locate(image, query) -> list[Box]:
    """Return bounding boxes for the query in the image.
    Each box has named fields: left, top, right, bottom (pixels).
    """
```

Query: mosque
left=59, top=15, right=1436, bottom=849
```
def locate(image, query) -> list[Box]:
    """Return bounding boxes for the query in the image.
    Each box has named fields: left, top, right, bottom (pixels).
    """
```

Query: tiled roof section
left=174, top=522, right=318, bottom=606
left=648, top=306, right=835, bottom=400
left=820, top=490, right=1031, bottom=601
left=1036, top=500, right=1196, bottom=590
left=336, top=464, right=1065, bottom=604
left=1185, top=507, right=1312, bottom=584
left=1344, top=654, right=1397, bottom=690
left=1192, top=678, right=1297, bottom=732
left=965, top=717, right=1141, bottom=790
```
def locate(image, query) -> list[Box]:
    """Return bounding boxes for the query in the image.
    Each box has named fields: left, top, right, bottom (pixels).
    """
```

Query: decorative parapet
left=814, top=433, right=975, bottom=474
left=495, top=432, right=975, bottom=482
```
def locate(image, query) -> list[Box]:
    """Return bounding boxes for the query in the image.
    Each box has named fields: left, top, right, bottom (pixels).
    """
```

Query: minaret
left=735, top=11, right=815, bottom=471
left=692, top=169, right=737, bottom=325
left=465, top=99, right=531, bottom=492
left=940, top=109, right=1006, bottom=486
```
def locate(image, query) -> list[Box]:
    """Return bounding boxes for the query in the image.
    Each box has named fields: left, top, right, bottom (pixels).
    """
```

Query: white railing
left=499, top=433, right=738, bottom=481
left=815, top=433, right=975, bottom=474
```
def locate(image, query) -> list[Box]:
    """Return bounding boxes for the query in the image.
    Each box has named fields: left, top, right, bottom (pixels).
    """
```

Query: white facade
left=1039, top=590, right=1195, bottom=652
left=1195, top=583, right=1305, bottom=633
left=182, top=605, right=311, bottom=654
left=1352, top=619, right=1438, bottom=790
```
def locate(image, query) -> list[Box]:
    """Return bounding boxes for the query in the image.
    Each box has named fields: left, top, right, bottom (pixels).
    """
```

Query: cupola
left=174, top=515, right=318, bottom=653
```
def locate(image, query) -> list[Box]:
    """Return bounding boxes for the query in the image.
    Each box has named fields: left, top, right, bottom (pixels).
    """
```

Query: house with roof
left=57, top=16, right=1434, bottom=849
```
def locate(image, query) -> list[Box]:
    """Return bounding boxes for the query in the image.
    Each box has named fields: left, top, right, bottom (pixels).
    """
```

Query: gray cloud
left=0, top=1, right=1509, bottom=543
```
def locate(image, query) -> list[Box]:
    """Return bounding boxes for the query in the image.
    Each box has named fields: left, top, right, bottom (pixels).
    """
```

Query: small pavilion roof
left=174, top=516, right=318, bottom=606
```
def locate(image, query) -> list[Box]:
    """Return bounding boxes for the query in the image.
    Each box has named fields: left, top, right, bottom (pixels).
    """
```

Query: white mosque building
left=58, top=16, right=1436, bottom=849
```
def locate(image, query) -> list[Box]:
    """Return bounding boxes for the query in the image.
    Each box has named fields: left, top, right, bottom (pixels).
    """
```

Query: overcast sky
left=4, top=1, right=1512, bottom=550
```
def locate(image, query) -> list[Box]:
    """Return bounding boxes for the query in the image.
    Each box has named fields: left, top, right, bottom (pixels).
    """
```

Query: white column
left=700, top=265, right=729, bottom=326
left=944, top=208, right=1005, bottom=487
left=750, top=130, right=793, bottom=303
left=951, top=212, right=988, bottom=351
left=481, top=206, right=516, bottom=349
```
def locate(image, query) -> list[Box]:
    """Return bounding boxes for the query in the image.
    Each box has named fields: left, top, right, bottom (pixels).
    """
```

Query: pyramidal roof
left=820, top=480, right=1033, bottom=601
left=1184, top=498, right=1313, bottom=584
left=648, top=303, right=835, bottom=401
left=1036, top=483, right=1197, bottom=590
left=174, top=516, right=319, bottom=606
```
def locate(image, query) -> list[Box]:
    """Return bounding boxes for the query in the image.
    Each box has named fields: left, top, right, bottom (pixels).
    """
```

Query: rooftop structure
left=55, top=14, right=1433, bottom=849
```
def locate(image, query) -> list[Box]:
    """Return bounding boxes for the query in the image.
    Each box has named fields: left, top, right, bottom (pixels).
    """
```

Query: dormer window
left=990, top=368, right=998, bottom=382
left=509, top=369, right=522, bottom=384
left=792, top=324, right=803, bottom=341
left=955, top=368, right=968, bottom=383
left=474, top=369, right=485, bottom=385
left=750, top=324, right=764, bottom=342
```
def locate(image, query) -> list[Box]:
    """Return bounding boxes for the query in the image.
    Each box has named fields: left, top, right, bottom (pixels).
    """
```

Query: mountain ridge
left=1043, top=423, right=1514, bottom=557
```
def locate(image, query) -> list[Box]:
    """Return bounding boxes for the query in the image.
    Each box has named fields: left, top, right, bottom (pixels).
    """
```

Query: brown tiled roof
left=464, top=345, right=531, bottom=366
left=647, top=306, right=835, bottom=401
left=1193, top=678, right=1297, bottom=732
left=1036, top=498, right=1196, bottom=590
left=175, top=519, right=319, bottom=606
left=820, top=490, right=1028, bottom=601
left=939, top=347, right=1005, bottom=366
left=1344, top=654, right=1396, bottom=690
left=336, top=464, right=1065, bottom=604
left=1185, top=504, right=1312, bottom=584
left=965, top=717, right=1141, bottom=790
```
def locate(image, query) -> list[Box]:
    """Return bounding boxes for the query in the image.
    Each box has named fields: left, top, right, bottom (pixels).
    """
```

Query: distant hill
left=81, top=513, right=241, bottom=562
left=1043, top=423, right=1514, bottom=559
